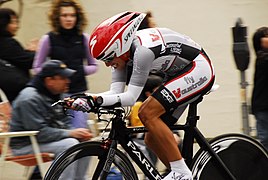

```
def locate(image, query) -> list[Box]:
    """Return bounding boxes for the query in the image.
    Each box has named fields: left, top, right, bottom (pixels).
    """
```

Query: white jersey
left=99, top=28, right=213, bottom=107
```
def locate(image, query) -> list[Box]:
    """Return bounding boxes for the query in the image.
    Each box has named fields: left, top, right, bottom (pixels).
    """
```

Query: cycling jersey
left=99, top=28, right=215, bottom=109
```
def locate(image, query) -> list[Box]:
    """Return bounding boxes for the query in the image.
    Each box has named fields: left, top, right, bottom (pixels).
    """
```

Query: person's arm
left=32, top=35, right=50, bottom=74
left=83, top=34, right=98, bottom=75
left=1, top=38, right=34, bottom=69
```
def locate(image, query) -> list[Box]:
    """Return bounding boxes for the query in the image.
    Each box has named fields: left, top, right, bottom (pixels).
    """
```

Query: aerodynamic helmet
left=89, top=11, right=146, bottom=62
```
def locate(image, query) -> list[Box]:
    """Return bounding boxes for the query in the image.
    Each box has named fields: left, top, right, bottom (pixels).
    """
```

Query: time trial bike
left=44, top=94, right=268, bottom=180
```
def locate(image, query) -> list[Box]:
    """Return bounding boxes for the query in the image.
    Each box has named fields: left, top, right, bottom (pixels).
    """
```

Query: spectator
left=0, top=8, right=38, bottom=103
left=251, top=27, right=268, bottom=150
left=9, top=60, right=92, bottom=180
left=33, top=0, right=98, bottom=128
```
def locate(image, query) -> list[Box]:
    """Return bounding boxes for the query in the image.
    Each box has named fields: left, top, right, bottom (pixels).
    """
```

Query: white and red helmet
left=89, top=11, right=146, bottom=62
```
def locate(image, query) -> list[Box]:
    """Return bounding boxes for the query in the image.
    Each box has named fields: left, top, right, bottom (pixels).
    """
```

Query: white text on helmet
left=124, top=15, right=144, bottom=43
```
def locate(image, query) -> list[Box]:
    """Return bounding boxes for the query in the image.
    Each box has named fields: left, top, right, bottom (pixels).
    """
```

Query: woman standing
left=0, top=8, right=38, bottom=102
left=33, top=0, right=98, bottom=128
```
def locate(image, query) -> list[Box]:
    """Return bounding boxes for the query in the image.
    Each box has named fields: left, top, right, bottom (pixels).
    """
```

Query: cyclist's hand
left=63, top=97, right=75, bottom=108
left=71, top=98, right=91, bottom=112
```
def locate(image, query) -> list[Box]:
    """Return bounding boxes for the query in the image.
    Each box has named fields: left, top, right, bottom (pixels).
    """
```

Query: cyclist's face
left=104, top=52, right=129, bottom=70
left=59, top=6, right=77, bottom=30
left=105, top=57, right=126, bottom=70
left=45, top=75, right=70, bottom=94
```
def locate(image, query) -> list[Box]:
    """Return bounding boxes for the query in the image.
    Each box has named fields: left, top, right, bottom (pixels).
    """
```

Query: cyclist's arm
left=100, top=84, right=143, bottom=106
left=93, top=67, right=143, bottom=106
left=98, top=46, right=155, bottom=106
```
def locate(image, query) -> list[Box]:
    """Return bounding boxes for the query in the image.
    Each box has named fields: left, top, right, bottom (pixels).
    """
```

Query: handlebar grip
left=51, top=98, right=74, bottom=108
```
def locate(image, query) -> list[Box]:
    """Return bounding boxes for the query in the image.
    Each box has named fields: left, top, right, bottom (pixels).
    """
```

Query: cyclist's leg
left=133, top=137, right=157, bottom=166
left=144, top=105, right=186, bottom=166
left=254, top=111, right=268, bottom=150
left=139, top=54, right=214, bottom=179
left=139, top=96, right=193, bottom=180
left=139, top=96, right=181, bottom=167
left=147, top=146, right=158, bottom=166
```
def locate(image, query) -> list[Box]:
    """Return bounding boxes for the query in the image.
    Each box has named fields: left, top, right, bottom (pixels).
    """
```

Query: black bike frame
left=181, top=98, right=236, bottom=180
left=98, top=97, right=236, bottom=180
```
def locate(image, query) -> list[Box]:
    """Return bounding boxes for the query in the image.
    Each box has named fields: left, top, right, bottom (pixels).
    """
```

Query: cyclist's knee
left=138, top=97, right=165, bottom=127
left=139, top=105, right=159, bottom=127
left=138, top=108, right=150, bottom=126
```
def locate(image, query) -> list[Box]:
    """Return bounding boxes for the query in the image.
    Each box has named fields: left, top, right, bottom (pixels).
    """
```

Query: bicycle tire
left=191, top=133, right=268, bottom=180
left=44, top=141, right=139, bottom=180
left=191, top=134, right=268, bottom=180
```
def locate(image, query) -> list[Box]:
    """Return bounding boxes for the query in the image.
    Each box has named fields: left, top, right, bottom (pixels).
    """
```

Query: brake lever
left=51, top=100, right=65, bottom=107
left=51, top=100, right=74, bottom=118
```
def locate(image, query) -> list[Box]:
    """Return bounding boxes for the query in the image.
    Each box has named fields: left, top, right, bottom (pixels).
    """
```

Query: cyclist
left=71, top=11, right=215, bottom=180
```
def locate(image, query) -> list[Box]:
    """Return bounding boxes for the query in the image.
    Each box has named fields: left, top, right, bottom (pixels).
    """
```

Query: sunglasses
left=98, top=51, right=115, bottom=62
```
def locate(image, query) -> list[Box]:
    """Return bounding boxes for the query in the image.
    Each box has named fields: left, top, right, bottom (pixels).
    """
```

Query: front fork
left=92, top=139, right=117, bottom=180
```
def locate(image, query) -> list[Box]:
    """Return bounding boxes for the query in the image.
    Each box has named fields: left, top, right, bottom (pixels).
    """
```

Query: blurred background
left=2, top=0, right=268, bottom=138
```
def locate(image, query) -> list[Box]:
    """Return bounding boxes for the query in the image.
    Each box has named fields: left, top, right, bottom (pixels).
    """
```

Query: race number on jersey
left=136, top=28, right=165, bottom=52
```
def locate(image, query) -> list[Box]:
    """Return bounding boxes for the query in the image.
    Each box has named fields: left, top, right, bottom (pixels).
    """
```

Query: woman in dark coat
left=0, top=8, right=38, bottom=102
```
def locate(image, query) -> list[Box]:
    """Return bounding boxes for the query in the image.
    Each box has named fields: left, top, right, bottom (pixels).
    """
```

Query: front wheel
left=44, top=141, right=138, bottom=180
left=191, top=133, right=268, bottom=180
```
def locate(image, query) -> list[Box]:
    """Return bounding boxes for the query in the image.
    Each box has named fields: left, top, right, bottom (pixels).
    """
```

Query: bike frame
left=96, top=97, right=236, bottom=180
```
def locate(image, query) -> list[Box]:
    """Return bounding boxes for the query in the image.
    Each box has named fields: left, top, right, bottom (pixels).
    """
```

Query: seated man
left=9, top=60, right=92, bottom=180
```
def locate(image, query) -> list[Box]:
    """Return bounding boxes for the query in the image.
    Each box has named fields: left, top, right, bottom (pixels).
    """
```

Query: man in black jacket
left=251, top=27, right=268, bottom=150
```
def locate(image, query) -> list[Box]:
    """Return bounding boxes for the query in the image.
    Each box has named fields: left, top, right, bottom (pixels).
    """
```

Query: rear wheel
left=44, top=141, right=138, bottom=180
left=191, top=133, right=268, bottom=180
